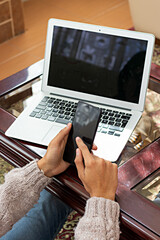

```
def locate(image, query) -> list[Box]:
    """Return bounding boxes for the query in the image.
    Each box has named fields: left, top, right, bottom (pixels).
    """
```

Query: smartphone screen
left=63, top=101, right=101, bottom=165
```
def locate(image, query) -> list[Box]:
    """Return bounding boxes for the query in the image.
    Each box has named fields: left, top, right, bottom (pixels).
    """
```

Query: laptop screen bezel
left=42, top=18, right=155, bottom=112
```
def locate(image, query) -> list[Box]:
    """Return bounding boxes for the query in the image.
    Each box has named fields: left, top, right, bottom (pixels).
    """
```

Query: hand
left=38, top=123, right=72, bottom=177
left=75, top=137, right=118, bottom=200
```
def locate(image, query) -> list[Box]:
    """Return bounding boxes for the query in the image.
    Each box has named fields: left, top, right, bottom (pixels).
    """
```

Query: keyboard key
left=52, top=108, right=58, bottom=113
left=121, top=115, right=130, bottom=120
left=46, top=107, right=52, bottom=111
left=65, top=104, right=71, bottom=107
left=102, top=120, right=107, bottom=124
left=35, top=113, right=42, bottom=118
left=36, top=105, right=46, bottom=110
left=122, top=120, right=128, bottom=124
left=41, top=110, right=46, bottom=114
left=115, top=118, right=121, bottom=122
left=41, top=115, right=48, bottom=120
left=102, top=124, right=108, bottom=129
left=65, top=111, right=70, bottom=115
left=101, top=108, right=106, bottom=113
left=126, top=113, right=132, bottom=116
left=121, top=123, right=127, bottom=128
left=46, top=111, right=52, bottom=116
left=54, top=100, right=60, bottom=104
left=103, top=116, right=108, bottom=120
left=109, top=126, right=124, bottom=132
left=106, top=109, right=112, bottom=112
left=65, top=116, right=70, bottom=120
left=103, top=112, right=108, bottom=116
left=59, top=110, right=64, bottom=114
left=52, top=113, right=58, bottom=117
left=59, top=107, right=65, bottom=110
left=34, top=108, right=41, bottom=113
left=59, top=114, right=65, bottom=118
left=108, top=131, right=114, bottom=135
left=39, top=102, right=47, bottom=106
left=54, top=105, right=59, bottom=109
left=55, top=98, right=61, bottom=102
left=48, top=99, right=54, bottom=103
left=115, top=114, right=121, bottom=118
left=108, top=113, right=114, bottom=117
left=115, top=123, right=121, bottom=127
left=42, top=97, right=49, bottom=102
left=55, top=118, right=70, bottom=125
left=101, top=130, right=107, bottom=134
left=109, top=117, right=115, bottom=121
left=108, top=121, right=114, bottom=125
left=48, top=103, right=53, bottom=107
left=30, top=112, right=36, bottom=117
left=47, top=116, right=55, bottom=121
left=114, top=133, right=120, bottom=137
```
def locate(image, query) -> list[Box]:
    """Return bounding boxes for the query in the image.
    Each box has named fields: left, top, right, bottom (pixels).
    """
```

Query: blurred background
left=0, top=0, right=133, bottom=81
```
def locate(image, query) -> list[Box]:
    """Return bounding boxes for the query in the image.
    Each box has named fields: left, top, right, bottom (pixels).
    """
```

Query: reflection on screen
left=47, top=26, right=147, bottom=103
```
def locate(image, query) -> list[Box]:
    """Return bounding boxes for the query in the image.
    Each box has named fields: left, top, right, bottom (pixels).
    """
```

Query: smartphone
left=63, top=101, right=101, bottom=165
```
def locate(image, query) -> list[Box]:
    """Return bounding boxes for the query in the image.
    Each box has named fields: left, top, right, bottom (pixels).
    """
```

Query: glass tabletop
left=0, top=76, right=160, bottom=166
left=133, top=169, right=160, bottom=208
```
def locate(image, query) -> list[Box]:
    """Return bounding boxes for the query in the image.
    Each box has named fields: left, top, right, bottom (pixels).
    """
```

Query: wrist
left=90, top=192, right=115, bottom=201
left=37, top=158, right=53, bottom=178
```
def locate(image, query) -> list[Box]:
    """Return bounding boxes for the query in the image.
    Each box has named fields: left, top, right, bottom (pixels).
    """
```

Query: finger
left=54, top=123, right=72, bottom=143
left=76, top=137, right=92, bottom=164
left=61, top=123, right=72, bottom=145
left=92, top=143, right=97, bottom=151
left=74, top=148, right=85, bottom=180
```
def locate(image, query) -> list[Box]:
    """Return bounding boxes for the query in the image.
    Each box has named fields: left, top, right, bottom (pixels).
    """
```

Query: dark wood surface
left=0, top=59, right=160, bottom=239
left=0, top=60, right=43, bottom=97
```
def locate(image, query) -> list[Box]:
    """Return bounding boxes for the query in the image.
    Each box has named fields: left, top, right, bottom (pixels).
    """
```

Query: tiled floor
left=0, top=0, right=133, bottom=81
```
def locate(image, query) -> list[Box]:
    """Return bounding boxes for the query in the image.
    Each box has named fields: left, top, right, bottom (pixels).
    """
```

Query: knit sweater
left=0, top=160, right=120, bottom=239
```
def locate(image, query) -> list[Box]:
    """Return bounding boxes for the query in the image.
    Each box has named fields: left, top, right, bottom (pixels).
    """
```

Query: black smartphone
left=63, top=101, right=101, bottom=165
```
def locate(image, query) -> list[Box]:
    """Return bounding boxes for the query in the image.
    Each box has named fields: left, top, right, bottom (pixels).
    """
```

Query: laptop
left=5, top=18, right=155, bottom=162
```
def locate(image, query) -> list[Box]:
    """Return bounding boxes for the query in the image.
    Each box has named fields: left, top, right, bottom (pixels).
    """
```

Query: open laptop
left=5, top=18, right=155, bottom=162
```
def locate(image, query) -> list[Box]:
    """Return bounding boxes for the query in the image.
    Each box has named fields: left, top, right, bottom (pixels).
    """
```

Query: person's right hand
left=74, top=137, right=118, bottom=201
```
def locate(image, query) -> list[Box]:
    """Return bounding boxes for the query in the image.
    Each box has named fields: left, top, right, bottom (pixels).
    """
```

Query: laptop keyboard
left=29, top=96, right=132, bottom=137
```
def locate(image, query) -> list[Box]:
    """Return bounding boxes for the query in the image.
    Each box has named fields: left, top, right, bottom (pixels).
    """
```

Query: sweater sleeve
left=0, top=160, right=52, bottom=237
left=75, top=197, right=120, bottom=240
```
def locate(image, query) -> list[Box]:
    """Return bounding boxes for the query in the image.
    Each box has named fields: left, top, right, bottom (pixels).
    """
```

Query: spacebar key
left=55, top=118, right=70, bottom=125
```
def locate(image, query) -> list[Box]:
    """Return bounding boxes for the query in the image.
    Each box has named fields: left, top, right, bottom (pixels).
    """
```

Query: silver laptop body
left=5, top=18, right=155, bottom=162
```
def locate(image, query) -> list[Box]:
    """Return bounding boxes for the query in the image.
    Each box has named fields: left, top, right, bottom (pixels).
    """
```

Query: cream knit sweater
left=0, top=160, right=120, bottom=239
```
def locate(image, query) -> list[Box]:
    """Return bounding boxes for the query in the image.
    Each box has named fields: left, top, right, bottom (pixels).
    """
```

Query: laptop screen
left=47, top=26, right=147, bottom=104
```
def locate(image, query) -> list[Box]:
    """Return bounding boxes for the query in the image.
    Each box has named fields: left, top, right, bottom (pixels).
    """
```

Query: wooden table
left=0, top=60, right=160, bottom=240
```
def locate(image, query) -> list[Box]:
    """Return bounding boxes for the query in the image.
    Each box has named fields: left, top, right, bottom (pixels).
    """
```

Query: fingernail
left=76, top=148, right=80, bottom=155
left=76, top=137, right=80, bottom=141
left=67, top=122, right=71, bottom=128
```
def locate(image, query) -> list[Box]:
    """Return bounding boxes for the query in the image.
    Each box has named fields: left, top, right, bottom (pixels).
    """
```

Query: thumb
left=54, top=123, right=72, bottom=143
left=74, top=148, right=85, bottom=180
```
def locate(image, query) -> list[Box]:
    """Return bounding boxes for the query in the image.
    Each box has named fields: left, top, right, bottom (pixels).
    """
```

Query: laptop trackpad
left=42, top=125, right=64, bottom=145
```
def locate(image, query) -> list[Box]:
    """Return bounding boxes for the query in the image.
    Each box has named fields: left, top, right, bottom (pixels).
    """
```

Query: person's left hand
left=38, top=123, right=98, bottom=177
left=38, top=123, right=72, bottom=177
